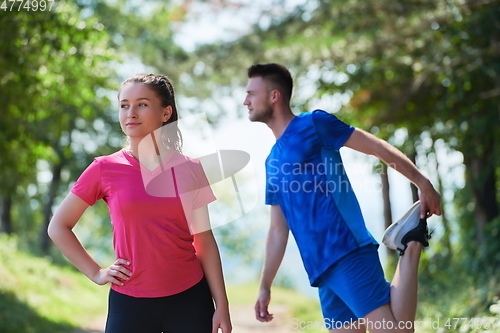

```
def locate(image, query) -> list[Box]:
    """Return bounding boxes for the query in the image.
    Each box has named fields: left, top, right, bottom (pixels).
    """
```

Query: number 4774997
left=443, top=317, right=499, bottom=330
left=0, top=0, right=55, bottom=11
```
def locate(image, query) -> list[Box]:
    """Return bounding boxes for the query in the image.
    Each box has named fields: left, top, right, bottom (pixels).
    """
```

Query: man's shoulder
left=298, top=109, right=337, bottom=124
left=295, top=110, right=325, bottom=119
left=293, top=110, right=322, bottom=125
left=310, top=109, right=335, bottom=119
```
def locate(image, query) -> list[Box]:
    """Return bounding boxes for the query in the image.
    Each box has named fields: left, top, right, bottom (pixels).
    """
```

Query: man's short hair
left=247, top=63, right=293, bottom=102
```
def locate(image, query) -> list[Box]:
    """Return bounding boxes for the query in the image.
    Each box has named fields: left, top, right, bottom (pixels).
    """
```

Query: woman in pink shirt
left=48, top=74, right=232, bottom=333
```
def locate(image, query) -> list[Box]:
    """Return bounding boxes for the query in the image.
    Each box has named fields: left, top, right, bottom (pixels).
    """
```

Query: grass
left=0, top=234, right=108, bottom=333
left=416, top=257, right=500, bottom=333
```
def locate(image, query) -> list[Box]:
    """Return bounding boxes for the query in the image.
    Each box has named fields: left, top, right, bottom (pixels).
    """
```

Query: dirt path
left=74, top=315, right=107, bottom=333
left=229, top=304, right=296, bottom=332
left=74, top=304, right=296, bottom=333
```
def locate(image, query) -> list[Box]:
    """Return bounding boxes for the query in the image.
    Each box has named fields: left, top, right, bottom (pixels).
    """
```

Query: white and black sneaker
left=382, top=201, right=432, bottom=255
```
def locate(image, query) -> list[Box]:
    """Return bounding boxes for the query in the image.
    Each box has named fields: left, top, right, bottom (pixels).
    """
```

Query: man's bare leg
left=359, top=241, right=422, bottom=333
left=390, top=242, right=423, bottom=323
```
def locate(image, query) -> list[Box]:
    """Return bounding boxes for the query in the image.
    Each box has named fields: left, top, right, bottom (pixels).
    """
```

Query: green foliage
left=418, top=251, right=500, bottom=332
left=0, top=1, right=125, bottom=250
left=77, top=0, right=189, bottom=81
left=0, top=2, right=116, bottom=192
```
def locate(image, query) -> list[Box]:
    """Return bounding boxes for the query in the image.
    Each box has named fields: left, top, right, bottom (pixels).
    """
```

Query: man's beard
left=250, top=106, right=273, bottom=123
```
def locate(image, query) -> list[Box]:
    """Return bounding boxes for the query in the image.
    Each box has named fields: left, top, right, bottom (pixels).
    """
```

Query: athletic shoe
left=382, top=201, right=431, bottom=255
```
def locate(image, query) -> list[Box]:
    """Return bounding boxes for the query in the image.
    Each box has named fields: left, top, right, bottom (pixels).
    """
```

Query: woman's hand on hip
left=92, top=258, right=132, bottom=286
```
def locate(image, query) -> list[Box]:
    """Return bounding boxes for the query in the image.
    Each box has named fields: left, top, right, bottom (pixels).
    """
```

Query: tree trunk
left=0, top=195, right=13, bottom=234
left=380, top=163, right=393, bottom=258
left=40, top=160, right=64, bottom=254
left=465, top=153, right=499, bottom=245
left=408, top=152, right=419, bottom=203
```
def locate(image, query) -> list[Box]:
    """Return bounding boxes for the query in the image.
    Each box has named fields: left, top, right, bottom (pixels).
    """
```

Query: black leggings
left=105, top=277, right=214, bottom=333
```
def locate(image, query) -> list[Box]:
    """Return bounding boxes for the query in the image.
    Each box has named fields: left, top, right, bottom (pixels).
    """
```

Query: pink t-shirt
left=71, top=149, right=216, bottom=297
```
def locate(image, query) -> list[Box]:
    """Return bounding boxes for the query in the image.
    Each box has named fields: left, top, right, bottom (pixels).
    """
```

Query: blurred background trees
left=0, top=2, right=119, bottom=255
left=0, top=0, right=499, bottom=316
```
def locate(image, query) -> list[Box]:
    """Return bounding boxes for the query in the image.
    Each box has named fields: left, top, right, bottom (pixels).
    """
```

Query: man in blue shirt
left=244, top=63, right=441, bottom=332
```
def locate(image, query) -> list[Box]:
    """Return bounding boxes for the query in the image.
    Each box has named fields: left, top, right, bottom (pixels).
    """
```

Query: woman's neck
left=126, top=133, right=172, bottom=166
left=127, top=139, right=140, bottom=160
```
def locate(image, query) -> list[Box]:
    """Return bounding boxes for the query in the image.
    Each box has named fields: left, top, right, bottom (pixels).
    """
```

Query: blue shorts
left=317, top=244, right=390, bottom=325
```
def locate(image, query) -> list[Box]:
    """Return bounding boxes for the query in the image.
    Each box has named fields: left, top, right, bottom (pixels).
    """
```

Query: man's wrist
left=415, top=176, right=432, bottom=192
left=259, top=284, right=272, bottom=292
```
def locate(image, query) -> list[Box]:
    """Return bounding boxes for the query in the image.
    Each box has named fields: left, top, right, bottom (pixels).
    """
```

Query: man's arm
left=255, top=204, right=289, bottom=322
left=344, top=128, right=442, bottom=218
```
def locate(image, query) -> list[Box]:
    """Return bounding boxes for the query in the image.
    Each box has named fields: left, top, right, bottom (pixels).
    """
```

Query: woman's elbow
left=47, top=220, right=57, bottom=240
left=47, top=218, right=65, bottom=241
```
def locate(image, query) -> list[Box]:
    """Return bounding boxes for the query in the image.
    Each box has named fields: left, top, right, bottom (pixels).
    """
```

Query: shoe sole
left=382, top=201, right=421, bottom=252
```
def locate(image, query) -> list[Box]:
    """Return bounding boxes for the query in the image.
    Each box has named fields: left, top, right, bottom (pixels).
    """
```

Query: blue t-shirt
left=265, top=110, right=377, bottom=287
